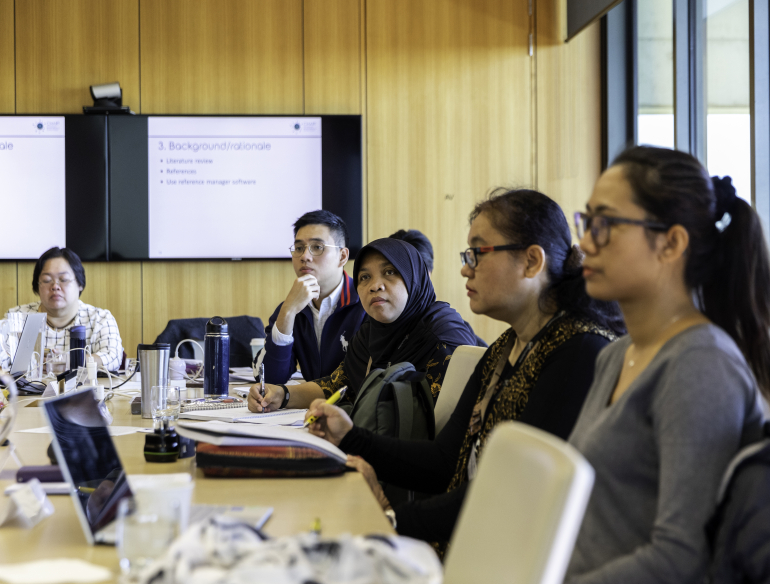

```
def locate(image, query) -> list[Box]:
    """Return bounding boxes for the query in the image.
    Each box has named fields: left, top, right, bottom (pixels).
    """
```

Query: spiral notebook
left=179, top=406, right=308, bottom=426
left=181, top=398, right=245, bottom=412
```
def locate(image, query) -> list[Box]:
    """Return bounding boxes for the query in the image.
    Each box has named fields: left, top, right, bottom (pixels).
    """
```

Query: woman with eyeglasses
left=299, top=189, right=624, bottom=547
left=565, top=146, right=769, bottom=584
left=249, top=237, right=478, bottom=412
left=4, top=247, right=124, bottom=371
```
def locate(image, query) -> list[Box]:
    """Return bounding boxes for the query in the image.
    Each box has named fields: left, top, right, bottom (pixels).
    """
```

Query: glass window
left=705, top=0, right=751, bottom=202
left=637, top=0, right=675, bottom=148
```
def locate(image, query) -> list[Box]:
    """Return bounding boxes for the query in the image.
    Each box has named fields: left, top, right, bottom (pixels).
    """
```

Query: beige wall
left=0, top=0, right=602, bottom=355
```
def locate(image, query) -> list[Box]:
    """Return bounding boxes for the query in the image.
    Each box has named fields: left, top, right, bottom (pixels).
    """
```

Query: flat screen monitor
left=0, top=115, right=108, bottom=261
left=0, top=116, right=66, bottom=259
left=108, top=115, right=362, bottom=260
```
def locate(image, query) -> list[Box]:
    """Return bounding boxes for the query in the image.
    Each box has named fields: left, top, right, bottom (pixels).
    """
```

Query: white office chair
left=444, top=421, right=595, bottom=584
left=434, top=345, right=487, bottom=434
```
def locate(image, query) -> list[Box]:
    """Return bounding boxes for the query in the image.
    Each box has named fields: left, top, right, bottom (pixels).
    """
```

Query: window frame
left=602, top=0, right=770, bottom=242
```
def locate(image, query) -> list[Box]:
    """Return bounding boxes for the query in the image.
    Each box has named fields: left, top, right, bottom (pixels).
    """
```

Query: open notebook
left=179, top=407, right=307, bottom=426
left=176, top=420, right=346, bottom=464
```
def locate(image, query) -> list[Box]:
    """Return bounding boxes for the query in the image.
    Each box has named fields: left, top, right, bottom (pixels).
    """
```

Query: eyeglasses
left=38, top=276, right=76, bottom=288
left=289, top=243, right=340, bottom=257
left=459, top=244, right=529, bottom=269
left=574, top=212, right=669, bottom=248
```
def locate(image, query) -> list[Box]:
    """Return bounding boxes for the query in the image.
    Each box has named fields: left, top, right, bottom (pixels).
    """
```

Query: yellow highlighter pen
left=302, top=386, right=347, bottom=428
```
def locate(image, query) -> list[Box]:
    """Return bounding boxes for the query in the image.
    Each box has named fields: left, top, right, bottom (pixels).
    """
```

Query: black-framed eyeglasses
left=574, top=212, right=669, bottom=248
left=459, top=244, right=529, bottom=269
left=289, top=243, right=341, bottom=257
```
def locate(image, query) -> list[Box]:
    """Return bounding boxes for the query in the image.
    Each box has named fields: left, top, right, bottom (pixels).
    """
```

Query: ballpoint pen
left=260, top=363, right=266, bottom=398
left=302, top=386, right=347, bottom=428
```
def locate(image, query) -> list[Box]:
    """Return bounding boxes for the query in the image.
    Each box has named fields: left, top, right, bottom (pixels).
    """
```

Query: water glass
left=116, top=497, right=178, bottom=582
left=150, top=385, right=181, bottom=428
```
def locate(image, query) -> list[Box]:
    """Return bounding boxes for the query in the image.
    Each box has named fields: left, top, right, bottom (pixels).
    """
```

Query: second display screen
left=147, top=117, right=323, bottom=259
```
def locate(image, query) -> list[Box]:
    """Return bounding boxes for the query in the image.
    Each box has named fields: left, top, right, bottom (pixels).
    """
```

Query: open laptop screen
left=44, top=390, right=133, bottom=539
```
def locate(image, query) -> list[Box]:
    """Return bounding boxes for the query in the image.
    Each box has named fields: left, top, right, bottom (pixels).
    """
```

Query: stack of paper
left=176, top=421, right=346, bottom=463
left=179, top=407, right=307, bottom=426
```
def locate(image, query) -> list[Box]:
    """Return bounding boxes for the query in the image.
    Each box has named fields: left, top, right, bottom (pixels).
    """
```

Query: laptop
left=43, top=389, right=272, bottom=545
left=10, top=312, right=46, bottom=377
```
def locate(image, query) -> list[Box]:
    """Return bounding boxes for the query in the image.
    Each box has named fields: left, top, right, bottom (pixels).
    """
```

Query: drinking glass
left=5, top=313, right=25, bottom=360
left=150, top=385, right=181, bottom=428
left=116, top=497, right=178, bottom=582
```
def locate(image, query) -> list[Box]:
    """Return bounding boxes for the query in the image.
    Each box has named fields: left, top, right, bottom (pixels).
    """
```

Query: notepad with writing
left=177, top=420, right=347, bottom=477
left=179, top=407, right=307, bottom=426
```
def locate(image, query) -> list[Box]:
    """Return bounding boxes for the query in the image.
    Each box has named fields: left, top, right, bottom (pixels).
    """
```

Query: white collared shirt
left=272, top=277, right=344, bottom=350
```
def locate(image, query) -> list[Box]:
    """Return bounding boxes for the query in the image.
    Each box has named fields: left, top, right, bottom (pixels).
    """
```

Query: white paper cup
left=127, top=473, right=195, bottom=530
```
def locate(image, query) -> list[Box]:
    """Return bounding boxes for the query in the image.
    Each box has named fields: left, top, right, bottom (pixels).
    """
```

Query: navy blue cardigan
left=261, top=273, right=366, bottom=384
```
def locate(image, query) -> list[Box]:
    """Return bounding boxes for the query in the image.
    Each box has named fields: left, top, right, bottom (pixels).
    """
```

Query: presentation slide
left=147, top=117, right=323, bottom=259
left=0, top=117, right=66, bottom=259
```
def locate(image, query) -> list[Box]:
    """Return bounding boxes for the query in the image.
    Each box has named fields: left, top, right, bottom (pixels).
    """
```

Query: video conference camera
left=83, top=82, right=133, bottom=115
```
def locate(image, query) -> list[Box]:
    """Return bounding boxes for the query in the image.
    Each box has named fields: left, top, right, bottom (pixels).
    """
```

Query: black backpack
left=349, top=362, right=436, bottom=441
left=706, top=422, right=770, bottom=584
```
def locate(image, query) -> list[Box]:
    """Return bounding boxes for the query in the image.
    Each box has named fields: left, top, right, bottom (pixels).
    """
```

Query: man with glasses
left=258, top=210, right=366, bottom=384
left=3, top=247, right=124, bottom=371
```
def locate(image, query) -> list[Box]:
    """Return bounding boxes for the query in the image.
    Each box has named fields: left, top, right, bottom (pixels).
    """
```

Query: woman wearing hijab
left=248, top=238, right=477, bottom=411
left=303, top=189, right=624, bottom=547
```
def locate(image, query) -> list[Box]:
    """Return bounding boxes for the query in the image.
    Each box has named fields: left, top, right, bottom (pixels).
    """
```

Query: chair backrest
left=154, top=316, right=265, bottom=367
left=434, top=345, right=486, bottom=434
left=444, top=421, right=594, bottom=584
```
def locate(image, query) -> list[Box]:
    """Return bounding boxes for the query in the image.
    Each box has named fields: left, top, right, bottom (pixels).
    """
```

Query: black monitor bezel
left=108, top=114, right=363, bottom=261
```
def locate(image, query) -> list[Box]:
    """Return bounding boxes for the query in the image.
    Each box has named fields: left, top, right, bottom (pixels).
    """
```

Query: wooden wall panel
left=141, top=261, right=297, bottom=348
left=16, top=262, right=142, bottom=358
left=15, top=263, right=35, bottom=306
left=15, top=0, right=140, bottom=114
left=140, top=0, right=304, bottom=114
left=0, top=263, right=18, bottom=314
left=366, top=0, right=532, bottom=344
left=80, top=263, right=143, bottom=357
left=304, top=0, right=361, bottom=114
left=535, top=0, right=603, bottom=228
left=0, top=0, right=14, bottom=113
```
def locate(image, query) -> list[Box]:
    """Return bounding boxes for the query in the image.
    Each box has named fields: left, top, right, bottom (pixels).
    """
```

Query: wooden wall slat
left=536, top=0, right=603, bottom=225
left=17, top=262, right=142, bottom=359
left=15, top=0, right=140, bottom=114
left=15, top=263, right=34, bottom=306
left=0, top=0, right=14, bottom=113
left=141, top=261, right=297, bottom=348
left=0, top=263, right=18, bottom=314
left=366, top=0, right=532, bottom=344
left=140, top=0, right=304, bottom=114
left=304, top=0, right=361, bottom=114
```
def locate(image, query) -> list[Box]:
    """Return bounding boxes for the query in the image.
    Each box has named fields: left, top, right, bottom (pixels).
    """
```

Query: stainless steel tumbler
left=137, top=343, right=170, bottom=419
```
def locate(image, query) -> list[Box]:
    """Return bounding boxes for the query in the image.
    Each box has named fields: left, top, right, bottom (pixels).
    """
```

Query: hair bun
left=565, top=244, right=584, bottom=273
left=712, top=175, right=737, bottom=218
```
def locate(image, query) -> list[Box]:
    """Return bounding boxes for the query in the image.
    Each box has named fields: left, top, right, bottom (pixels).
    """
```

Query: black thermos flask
left=69, top=325, right=86, bottom=370
left=204, top=316, right=230, bottom=397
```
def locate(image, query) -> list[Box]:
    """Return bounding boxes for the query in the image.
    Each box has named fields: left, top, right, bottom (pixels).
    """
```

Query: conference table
left=0, top=384, right=393, bottom=573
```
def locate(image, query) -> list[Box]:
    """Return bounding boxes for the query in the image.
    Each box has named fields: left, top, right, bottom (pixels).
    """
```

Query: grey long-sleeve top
left=566, top=324, right=766, bottom=584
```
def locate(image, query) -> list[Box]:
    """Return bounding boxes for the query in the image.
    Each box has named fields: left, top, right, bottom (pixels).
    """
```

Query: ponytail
left=613, top=146, right=770, bottom=398
left=701, top=178, right=770, bottom=397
